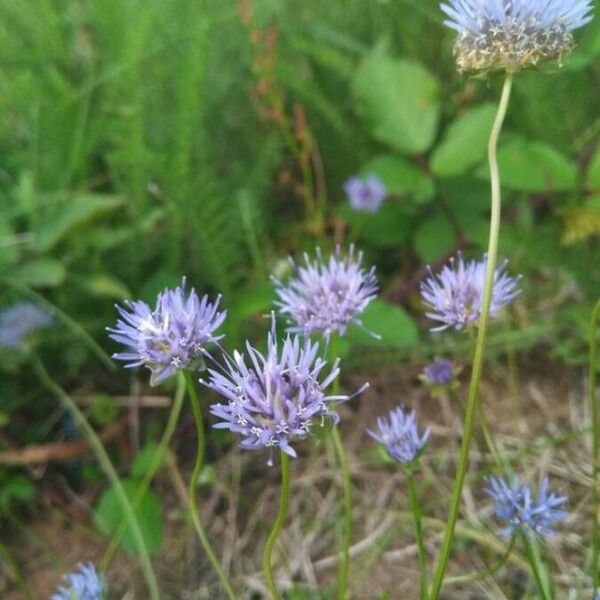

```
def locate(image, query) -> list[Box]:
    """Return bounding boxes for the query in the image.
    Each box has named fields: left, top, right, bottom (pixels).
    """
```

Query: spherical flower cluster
left=204, top=318, right=367, bottom=461
left=344, top=175, right=387, bottom=213
left=420, top=254, right=521, bottom=332
left=441, top=0, right=594, bottom=72
left=0, top=302, right=52, bottom=350
left=273, top=246, right=378, bottom=339
left=51, top=563, right=105, bottom=600
left=108, top=279, right=226, bottom=385
left=486, top=476, right=568, bottom=538
left=421, top=359, right=455, bottom=386
left=367, top=406, right=430, bottom=464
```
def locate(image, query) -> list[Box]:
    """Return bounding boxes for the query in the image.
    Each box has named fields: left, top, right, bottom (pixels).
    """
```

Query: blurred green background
left=0, top=0, right=599, bottom=581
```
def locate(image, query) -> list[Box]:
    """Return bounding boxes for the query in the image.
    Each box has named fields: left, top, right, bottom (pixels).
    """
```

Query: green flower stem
left=0, top=537, right=33, bottom=600
left=444, top=534, right=515, bottom=586
left=30, top=352, right=159, bottom=600
left=407, top=473, right=428, bottom=600
left=590, top=298, right=600, bottom=589
left=183, top=371, right=236, bottom=600
left=329, top=334, right=352, bottom=600
left=521, top=531, right=553, bottom=600
left=429, top=72, right=513, bottom=600
left=100, top=374, right=186, bottom=570
left=262, top=451, right=290, bottom=600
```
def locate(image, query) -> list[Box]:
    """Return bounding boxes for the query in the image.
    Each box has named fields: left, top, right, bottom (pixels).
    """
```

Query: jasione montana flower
left=203, top=317, right=368, bottom=461
left=441, top=0, right=594, bottom=72
left=0, top=302, right=52, bottom=350
left=108, top=279, right=226, bottom=385
left=51, top=563, right=105, bottom=600
left=344, top=174, right=387, bottom=213
left=420, top=254, right=521, bottom=332
left=273, top=246, right=378, bottom=339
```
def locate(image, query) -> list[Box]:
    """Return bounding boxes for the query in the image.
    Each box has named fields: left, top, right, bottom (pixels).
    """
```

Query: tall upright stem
left=589, top=298, right=600, bottom=589
left=329, top=334, right=352, bottom=600
left=183, top=371, right=237, bottom=600
left=407, top=474, right=429, bottom=600
left=30, top=353, right=160, bottom=600
left=262, top=451, right=290, bottom=600
left=429, top=73, right=513, bottom=599
left=101, top=374, right=185, bottom=569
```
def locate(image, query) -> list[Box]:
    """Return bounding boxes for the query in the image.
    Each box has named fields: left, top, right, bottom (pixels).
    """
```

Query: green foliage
left=0, top=470, right=35, bottom=514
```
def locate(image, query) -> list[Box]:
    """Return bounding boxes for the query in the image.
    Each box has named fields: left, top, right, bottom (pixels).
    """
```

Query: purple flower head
left=0, top=302, right=52, bottom=350
left=486, top=476, right=568, bottom=538
left=368, top=406, right=430, bottom=464
left=108, top=278, right=226, bottom=386
left=420, top=254, right=521, bottom=332
left=441, top=0, right=593, bottom=72
left=203, top=316, right=368, bottom=462
left=50, top=563, right=105, bottom=600
left=422, top=359, right=454, bottom=386
left=273, top=246, right=379, bottom=339
left=344, top=174, right=387, bottom=213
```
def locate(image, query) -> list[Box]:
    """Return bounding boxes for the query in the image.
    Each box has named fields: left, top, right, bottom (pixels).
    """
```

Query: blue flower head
left=203, top=316, right=368, bottom=462
left=273, top=246, right=379, bottom=340
left=421, top=359, right=455, bottom=386
left=50, top=563, right=105, bottom=600
left=0, top=302, right=52, bottom=350
left=368, top=406, right=430, bottom=465
left=344, top=175, right=387, bottom=213
left=486, top=476, right=568, bottom=538
left=420, top=254, right=521, bottom=332
left=441, top=0, right=594, bottom=71
left=108, top=278, right=226, bottom=385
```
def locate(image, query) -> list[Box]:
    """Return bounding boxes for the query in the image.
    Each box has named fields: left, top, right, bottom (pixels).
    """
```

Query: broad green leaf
left=586, top=145, right=600, bottom=190
left=431, top=103, right=497, bottom=177
left=131, top=443, right=165, bottom=480
left=94, top=479, right=163, bottom=555
left=414, top=216, right=456, bottom=263
left=339, top=203, right=413, bottom=247
left=35, top=194, right=123, bottom=251
left=477, top=139, right=577, bottom=192
left=353, top=53, right=440, bottom=155
left=360, top=154, right=434, bottom=202
left=348, top=299, right=418, bottom=347
left=10, top=258, right=66, bottom=287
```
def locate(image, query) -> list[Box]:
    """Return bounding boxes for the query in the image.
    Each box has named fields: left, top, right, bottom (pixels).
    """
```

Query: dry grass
left=2, top=354, right=596, bottom=599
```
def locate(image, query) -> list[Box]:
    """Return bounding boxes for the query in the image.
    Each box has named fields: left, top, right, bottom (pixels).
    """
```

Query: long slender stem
left=262, top=451, right=290, bottom=600
left=407, top=474, right=428, bottom=600
left=30, top=353, right=160, bottom=600
left=521, top=531, right=553, bottom=600
left=329, top=334, right=352, bottom=600
left=100, top=374, right=186, bottom=569
left=429, top=72, right=513, bottom=599
left=183, top=371, right=236, bottom=600
left=590, top=298, right=600, bottom=589
left=0, top=537, right=33, bottom=600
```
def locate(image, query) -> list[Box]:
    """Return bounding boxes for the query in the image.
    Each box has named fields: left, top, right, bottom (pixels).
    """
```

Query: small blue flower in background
left=344, top=174, right=387, bottom=213
left=0, top=302, right=52, bottom=350
left=421, top=359, right=454, bottom=386
left=50, top=563, right=104, bottom=600
left=441, top=0, right=594, bottom=72
left=420, top=254, right=521, bottom=332
left=204, top=316, right=368, bottom=461
left=273, top=246, right=378, bottom=339
left=108, top=278, right=226, bottom=385
left=486, top=476, right=568, bottom=538
left=368, top=406, right=430, bottom=464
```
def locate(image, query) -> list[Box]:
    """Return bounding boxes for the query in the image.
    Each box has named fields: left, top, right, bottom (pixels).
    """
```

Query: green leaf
left=131, top=443, right=165, bottom=480
left=9, top=258, right=66, bottom=287
left=414, top=216, right=456, bottom=263
left=477, top=139, right=577, bottom=192
left=360, top=154, right=434, bottom=202
left=431, top=103, right=497, bottom=177
left=348, top=299, right=418, bottom=347
left=339, top=203, right=413, bottom=247
left=94, top=479, right=163, bottom=555
left=0, top=473, right=35, bottom=513
left=80, top=274, right=131, bottom=299
left=35, top=194, right=123, bottom=251
left=586, top=145, right=600, bottom=190
left=353, top=52, right=440, bottom=155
